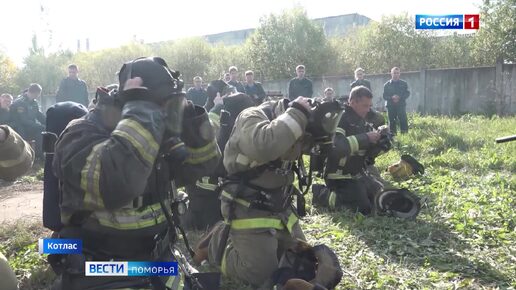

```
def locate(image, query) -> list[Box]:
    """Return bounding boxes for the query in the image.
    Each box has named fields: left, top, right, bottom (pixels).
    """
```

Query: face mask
left=308, top=100, right=343, bottom=139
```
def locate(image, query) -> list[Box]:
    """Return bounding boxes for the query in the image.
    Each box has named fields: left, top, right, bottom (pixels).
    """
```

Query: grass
left=0, top=114, right=514, bottom=289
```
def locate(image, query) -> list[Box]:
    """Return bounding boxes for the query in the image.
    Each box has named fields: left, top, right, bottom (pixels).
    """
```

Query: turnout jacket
left=52, top=97, right=220, bottom=237
left=0, top=125, right=34, bottom=181
left=324, top=105, right=373, bottom=181
left=221, top=99, right=309, bottom=233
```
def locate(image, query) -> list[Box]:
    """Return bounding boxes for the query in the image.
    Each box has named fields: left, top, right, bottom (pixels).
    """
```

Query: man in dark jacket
left=10, top=84, right=46, bottom=158
left=244, top=70, right=266, bottom=105
left=288, top=65, right=313, bottom=100
left=227, top=66, right=246, bottom=93
left=383, top=67, right=410, bottom=134
left=186, top=76, right=208, bottom=106
left=55, top=64, right=89, bottom=106
left=350, top=67, right=371, bottom=90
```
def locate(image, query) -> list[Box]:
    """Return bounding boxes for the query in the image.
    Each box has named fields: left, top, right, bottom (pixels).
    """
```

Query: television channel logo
left=416, top=14, right=480, bottom=30
left=85, top=261, right=179, bottom=277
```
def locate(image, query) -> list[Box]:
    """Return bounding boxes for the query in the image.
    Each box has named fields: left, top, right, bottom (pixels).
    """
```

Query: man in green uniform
left=50, top=57, right=220, bottom=289
left=9, top=84, right=46, bottom=158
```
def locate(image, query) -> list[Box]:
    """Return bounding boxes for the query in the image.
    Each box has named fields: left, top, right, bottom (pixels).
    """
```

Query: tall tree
left=472, top=0, right=516, bottom=64
left=338, top=13, right=435, bottom=74
left=247, top=7, right=333, bottom=80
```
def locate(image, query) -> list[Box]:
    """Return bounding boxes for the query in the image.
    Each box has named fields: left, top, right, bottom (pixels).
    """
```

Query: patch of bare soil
left=0, top=180, right=43, bottom=223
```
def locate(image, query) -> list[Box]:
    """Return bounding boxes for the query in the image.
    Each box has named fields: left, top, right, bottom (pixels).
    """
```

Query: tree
left=337, top=14, right=435, bottom=74
left=16, top=48, right=73, bottom=95
left=247, top=7, right=334, bottom=80
left=72, top=42, right=152, bottom=90
left=208, top=44, right=248, bottom=81
left=472, top=0, right=516, bottom=64
left=0, top=53, right=20, bottom=94
left=153, top=38, right=213, bottom=84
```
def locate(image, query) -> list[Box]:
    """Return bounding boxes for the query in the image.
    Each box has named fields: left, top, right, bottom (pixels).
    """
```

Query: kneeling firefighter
left=194, top=97, right=344, bottom=289
left=312, top=86, right=392, bottom=215
left=50, top=57, right=221, bottom=290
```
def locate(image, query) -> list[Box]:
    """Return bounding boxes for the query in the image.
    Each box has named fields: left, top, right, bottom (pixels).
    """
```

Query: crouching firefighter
left=312, top=86, right=392, bottom=215
left=193, top=97, right=344, bottom=289
left=181, top=91, right=255, bottom=230
left=50, top=57, right=221, bottom=290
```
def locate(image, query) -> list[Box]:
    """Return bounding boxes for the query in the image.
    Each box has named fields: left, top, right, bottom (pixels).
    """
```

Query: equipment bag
left=43, top=101, right=88, bottom=231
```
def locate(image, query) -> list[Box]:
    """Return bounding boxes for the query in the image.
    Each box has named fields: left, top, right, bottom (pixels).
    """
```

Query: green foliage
left=16, top=49, right=73, bottom=95
left=472, top=0, right=516, bottom=64
left=247, top=7, right=335, bottom=79
left=72, top=42, right=153, bottom=90
left=0, top=53, right=20, bottom=94
left=0, top=221, right=53, bottom=290
left=153, top=38, right=213, bottom=83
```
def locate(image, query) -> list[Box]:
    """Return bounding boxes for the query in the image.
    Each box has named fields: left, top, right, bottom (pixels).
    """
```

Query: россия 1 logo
left=416, top=14, right=480, bottom=30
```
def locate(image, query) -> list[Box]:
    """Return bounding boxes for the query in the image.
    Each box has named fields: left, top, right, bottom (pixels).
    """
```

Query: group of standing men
left=0, top=64, right=89, bottom=159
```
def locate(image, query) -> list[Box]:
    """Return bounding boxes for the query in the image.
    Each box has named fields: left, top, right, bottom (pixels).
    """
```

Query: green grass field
left=1, top=114, right=515, bottom=289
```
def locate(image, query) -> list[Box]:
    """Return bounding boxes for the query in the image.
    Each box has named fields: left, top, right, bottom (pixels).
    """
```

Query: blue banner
left=416, top=15, right=464, bottom=29
left=38, top=238, right=82, bottom=254
left=85, top=261, right=179, bottom=276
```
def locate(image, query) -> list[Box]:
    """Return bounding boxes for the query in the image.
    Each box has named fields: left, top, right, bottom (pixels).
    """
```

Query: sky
left=0, top=0, right=481, bottom=66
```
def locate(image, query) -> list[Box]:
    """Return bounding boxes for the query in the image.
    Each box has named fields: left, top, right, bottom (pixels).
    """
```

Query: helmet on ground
left=375, top=188, right=421, bottom=219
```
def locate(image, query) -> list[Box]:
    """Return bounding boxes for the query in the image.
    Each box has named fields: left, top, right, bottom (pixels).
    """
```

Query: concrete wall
left=262, top=64, right=516, bottom=115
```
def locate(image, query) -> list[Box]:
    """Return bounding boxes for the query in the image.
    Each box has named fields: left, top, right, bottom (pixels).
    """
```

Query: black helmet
left=375, top=189, right=421, bottom=219
left=118, top=56, right=184, bottom=104
left=306, top=100, right=344, bottom=141
left=222, top=93, right=255, bottom=118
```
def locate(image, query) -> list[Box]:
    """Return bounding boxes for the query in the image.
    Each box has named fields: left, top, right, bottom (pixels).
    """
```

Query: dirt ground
left=0, top=180, right=43, bottom=223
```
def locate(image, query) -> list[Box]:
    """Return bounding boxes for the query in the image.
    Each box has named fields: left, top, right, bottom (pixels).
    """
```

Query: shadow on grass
left=328, top=210, right=512, bottom=288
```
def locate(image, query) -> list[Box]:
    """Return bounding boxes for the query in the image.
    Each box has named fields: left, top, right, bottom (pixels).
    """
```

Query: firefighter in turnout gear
left=181, top=92, right=255, bottom=230
left=193, top=96, right=343, bottom=288
left=312, top=86, right=389, bottom=215
left=50, top=57, right=220, bottom=290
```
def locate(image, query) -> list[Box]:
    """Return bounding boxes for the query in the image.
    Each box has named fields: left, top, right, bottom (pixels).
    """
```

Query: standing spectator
left=186, top=76, right=208, bottom=106
left=10, top=84, right=46, bottom=158
left=244, top=70, right=266, bottom=105
left=322, top=87, right=335, bottom=102
left=383, top=67, right=410, bottom=134
left=350, top=68, right=372, bottom=91
left=288, top=64, right=313, bottom=100
left=0, top=93, right=13, bottom=124
left=56, top=64, right=89, bottom=106
left=227, top=66, right=246, bottom=93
